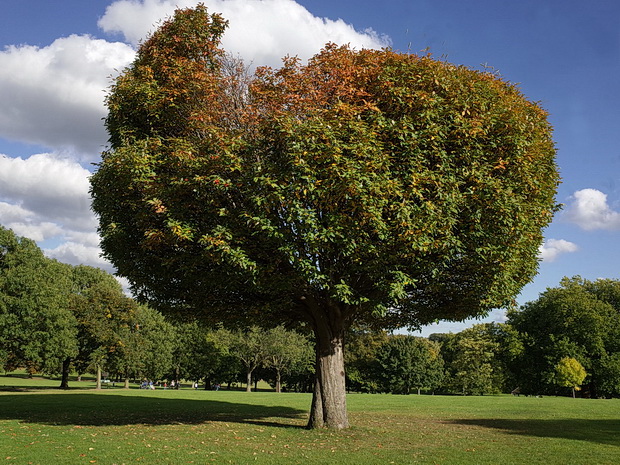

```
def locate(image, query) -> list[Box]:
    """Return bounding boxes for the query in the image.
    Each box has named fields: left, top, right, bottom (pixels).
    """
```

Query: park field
left=1, top=376, right=618, bottom=465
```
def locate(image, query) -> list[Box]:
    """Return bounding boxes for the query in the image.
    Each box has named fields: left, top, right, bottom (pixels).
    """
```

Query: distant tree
left=0, top=226, right=77, bottom=379
left=69, top=271, right=171, bottom=390
left=595, top=353, right=620, bottom=397
left=508, top=277, right=620, bottom=396
left=67, top=265, right=125, bottom=388
left=281, top=340, right=315, bottom=392
left=443, top=326, right=499, bottom=395
left=264, top=326, right=313, bottom=392
left=229, top=326, right=270, bottom=392
left=112, top=303, right=176, bottom=383
left=375, top=336, right=444, bottom=395
left=81, top=286, right=136, bottom=389
left=170, top=323, right=235, bottom=389
left=345, top=328, right=389, bottom=393
left=485, top=323, right=525, bottom=393
left=438, top=323, right=521, bottom=394
left=555, top=357, right=587, bottom=398
left=90, top=6, right=559, bottom=428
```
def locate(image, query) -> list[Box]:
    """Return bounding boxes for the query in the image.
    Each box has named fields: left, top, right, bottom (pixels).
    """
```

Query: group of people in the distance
left=139, top=379, right=221, bottom=390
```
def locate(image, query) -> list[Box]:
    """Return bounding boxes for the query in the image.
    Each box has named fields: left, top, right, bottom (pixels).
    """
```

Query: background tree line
left=2, top=225, right=619, bottom=397
left=0, top=226, right=313, bottom=391
left=347, top=276, right=620, bottom=398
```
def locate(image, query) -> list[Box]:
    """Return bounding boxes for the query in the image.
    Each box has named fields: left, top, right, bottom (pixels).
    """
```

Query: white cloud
left=63, top=231, right=101, bottom=248
left=566, top=188, right=620, bottom=231
left=0, top=35, right=134, bottom=157
left=99, top=0, right=390, bottom=68
left=5, top=222, right=63, bottom=243
left=44, top=241, right=111, bottom=271
left=0, top=201, right=33, bottom=223
left=0, top=153, right=97, bottom=232
left=0, top=153, right=106, bottom=272
left=538, top=238, right=579, bottom=263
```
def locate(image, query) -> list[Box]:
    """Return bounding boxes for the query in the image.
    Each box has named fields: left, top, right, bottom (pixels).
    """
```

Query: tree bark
left=246, top=370, right=253, bottom=392
left=306, top=299, right=349, bottom=429
left=308, top=366, right=324, bottom=428
left=59, top=357, right=71, bottom=389
left=275, top=369, right=282, bottom=393
left=96, top=365, right=102, bottom=390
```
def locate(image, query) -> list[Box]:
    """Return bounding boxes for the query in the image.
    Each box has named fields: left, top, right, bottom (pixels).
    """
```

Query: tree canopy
left=90, top=5, right=559, bottom=428
left=555, top=356, right=587, bottom=398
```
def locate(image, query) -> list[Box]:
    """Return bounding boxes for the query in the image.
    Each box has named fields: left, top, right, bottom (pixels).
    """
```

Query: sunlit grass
left=1, top=375, right=619, bottom=464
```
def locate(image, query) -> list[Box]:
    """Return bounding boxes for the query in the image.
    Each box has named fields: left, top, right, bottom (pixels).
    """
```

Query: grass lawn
left=1, top=376, right=618, bottom=464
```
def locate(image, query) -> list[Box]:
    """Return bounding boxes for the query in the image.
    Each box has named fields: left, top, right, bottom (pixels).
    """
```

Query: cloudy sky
left=1, top=0, right=618, bottom=334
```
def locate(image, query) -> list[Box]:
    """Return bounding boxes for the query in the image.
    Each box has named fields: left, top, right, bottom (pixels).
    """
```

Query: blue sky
left=1, top=0, right=618, bottom=335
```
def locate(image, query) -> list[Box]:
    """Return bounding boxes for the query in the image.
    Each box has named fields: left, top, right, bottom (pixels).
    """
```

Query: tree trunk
left=275, top=369, right=282, bottom=393
left=306, top=302, right=349, bottom=430
left=124, top=377, right=130, bottom=389
left=96, top=365, right=102, bottom=390
left=572, top=387, right=576, bottom=398
left=308, top=363, right=324, bottom=428
left=246, top=369, right=253, bottom=392
left=59, top=357, right=71, bottom=389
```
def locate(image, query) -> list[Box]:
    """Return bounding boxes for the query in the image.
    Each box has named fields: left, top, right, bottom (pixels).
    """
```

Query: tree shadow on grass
left=0, top=385, right=93, bottom=392
left=0, top=393, right=307, bottom=429
left=449, top=418, right=620, bottom=447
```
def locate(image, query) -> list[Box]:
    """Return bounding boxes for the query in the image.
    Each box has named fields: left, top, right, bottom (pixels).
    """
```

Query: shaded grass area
left=1, top=377, right=619, bottom=465
left=0, top=391, right=305, bottom=428
left=449, top=418, right=620, bottom=447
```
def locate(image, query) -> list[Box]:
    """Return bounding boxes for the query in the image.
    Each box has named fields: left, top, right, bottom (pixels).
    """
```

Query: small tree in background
left=69, top=265, right=127, bottom=388
left=345, top=328, right=389, bottom=393
left=555, top=357, right=587, bottom=398
left=264, top=326, right=313, bottom=393
left=375, top=336, right=444, bottom=395
left=230, top=327, right=270, bottom=392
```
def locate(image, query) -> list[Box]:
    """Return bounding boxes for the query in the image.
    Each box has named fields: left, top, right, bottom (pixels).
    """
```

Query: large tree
left=90, top=6, right=559, bottom=428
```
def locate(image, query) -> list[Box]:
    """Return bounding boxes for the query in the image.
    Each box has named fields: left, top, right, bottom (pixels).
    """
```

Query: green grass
left=1, top=376, right=619, bottom=464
